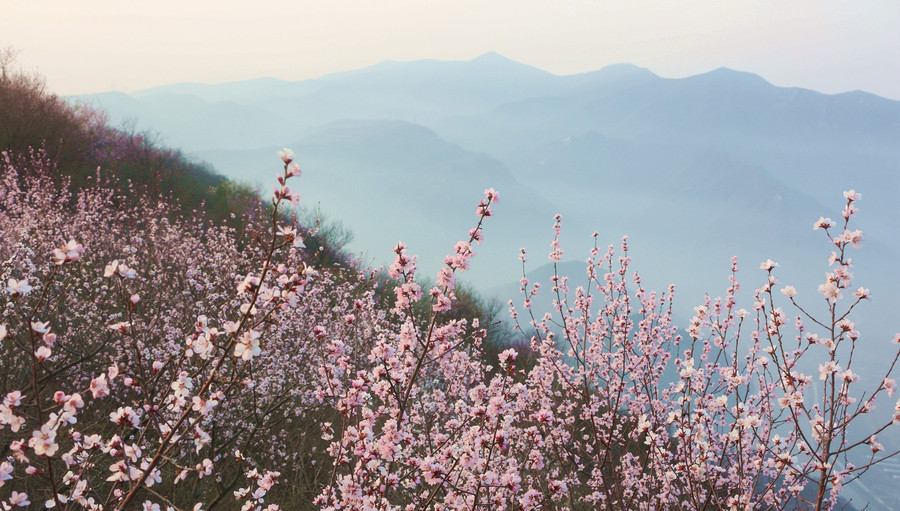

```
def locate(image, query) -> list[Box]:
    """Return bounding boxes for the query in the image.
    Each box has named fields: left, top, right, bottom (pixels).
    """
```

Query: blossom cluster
left=1, top=145, right=897, bottom=511
left=312, top=187, right=900, bottom=510
left=0, top=149, right=380, bottom=509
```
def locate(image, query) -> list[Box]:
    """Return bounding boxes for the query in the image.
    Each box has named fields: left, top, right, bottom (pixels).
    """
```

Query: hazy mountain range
left=72, top=52, right=900, bottom=509
left=71, top=51, right=900, bottom=310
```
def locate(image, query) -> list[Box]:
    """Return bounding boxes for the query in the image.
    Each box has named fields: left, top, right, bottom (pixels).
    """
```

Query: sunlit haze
left=2, top=0, right=898, bottom=99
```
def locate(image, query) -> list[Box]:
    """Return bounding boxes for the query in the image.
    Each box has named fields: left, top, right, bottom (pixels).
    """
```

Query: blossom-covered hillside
left=2, top=59, right=898, bottom=511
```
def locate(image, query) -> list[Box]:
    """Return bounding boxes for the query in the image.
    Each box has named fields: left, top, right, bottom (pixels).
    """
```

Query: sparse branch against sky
left=1, top=0, right=898, bottom=99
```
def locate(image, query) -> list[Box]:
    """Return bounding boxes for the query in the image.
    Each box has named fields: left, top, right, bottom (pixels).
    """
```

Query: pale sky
left=2, top=0, right=898, bottom=99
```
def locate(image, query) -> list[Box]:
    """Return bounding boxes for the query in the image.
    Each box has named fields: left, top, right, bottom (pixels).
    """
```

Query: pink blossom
left=30, top=321, right=50, bottom=334
left=780, top=285, right=797, bottom=298
left=52, top=238, right=84, bottom=265
left=842, top=229, right=864, bottom=248
left=237, top=274, right=260, bottom=295
left=106, top=460, right=130, bottom=483
left=813, top=216, right=835, bottom=230
left=818, top=281, right=842, bottom=303
left=0, top=461, right=12, bottom=486
left=6, top=278, right=32, bottom=295
left=170, top=372, right=194, bottom=397
left=868, top=435, right=884, bottom=453
left=192, top=396, right=218, bottom=416
left=258, top=471, right=280, bottom=491
left=29, top=423, right=59, bottom=456
left=476, top=188, right=500, bottom=216
left=197, top=458, right=213, bottom=478
left=194, top=425, right=211, bottom=453
left=189, top=331, right=216, bottom=359
left=64, top=393, right=84, bottom=415
left=42, top=332, right=56, bottom=346
left=0, top=407, right=24, bottom=433
left=109, top=406, right=141, bottom=427
left=234, top=329, right=261, bottom=361
left=143, top=463, right=162, bottom=487
left=105, top=259, right=136, bottom=279
left=4, top=391, right=23, bottom=408
left=819, top=361, right=841, bottom=381
left=519, top=488, right=543, bottom=510
left=498, top=348, right=518, bottom=365
left=276, top=225, right=297, bottom=241
left=223, top=321, right=240, bottom=334
left=8, top=491, right=29, bottom=507
left=843, top=190, right=862, bottom=201
left=90, top=374, right=109, bottom=398
left=34, top=345, right=51, bottom=362
left=884, top=378, right=896, bottom=397
left=108, top=321, right=130, bottom=332
left=840, top=369, right=858, bottom=383
left=8, top=441, right=26, bottom=462
left=778, top=392, right=804, bottom=409
left=277, top=148, right=295, bottom=164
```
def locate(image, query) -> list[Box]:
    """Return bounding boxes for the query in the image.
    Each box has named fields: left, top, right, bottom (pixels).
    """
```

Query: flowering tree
left=1, top=141, right=898, bottom=511
left=500, top=191, right=899, bottom=510
left=0, top=148, right=377, bottom=510
left=313, top=188, right=900, bottom=510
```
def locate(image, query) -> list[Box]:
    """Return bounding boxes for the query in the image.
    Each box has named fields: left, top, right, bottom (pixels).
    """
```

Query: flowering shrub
left=501, top=195, right=897, bottom=510
left=0, top=148, right=384, bottom=509
left=1, top=142, right=898, bottom=511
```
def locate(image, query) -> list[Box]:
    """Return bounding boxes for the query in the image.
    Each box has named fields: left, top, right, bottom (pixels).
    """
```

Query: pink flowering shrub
left=0, top=149, right=389, bottom=509
left=0, top=141, right=897, bottom=511
left=314, top=190, right=900, bottom=510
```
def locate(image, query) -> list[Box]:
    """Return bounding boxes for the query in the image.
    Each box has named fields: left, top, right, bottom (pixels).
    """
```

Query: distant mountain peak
left=467, top=52, right=553, bottom=75
left=599, top=62, right=650, bottom=73
left=593, top=62, right=658, bottom=79
left=689, top=66, right=772, bottom=87
left=473, top=51, right=511, bottom=62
